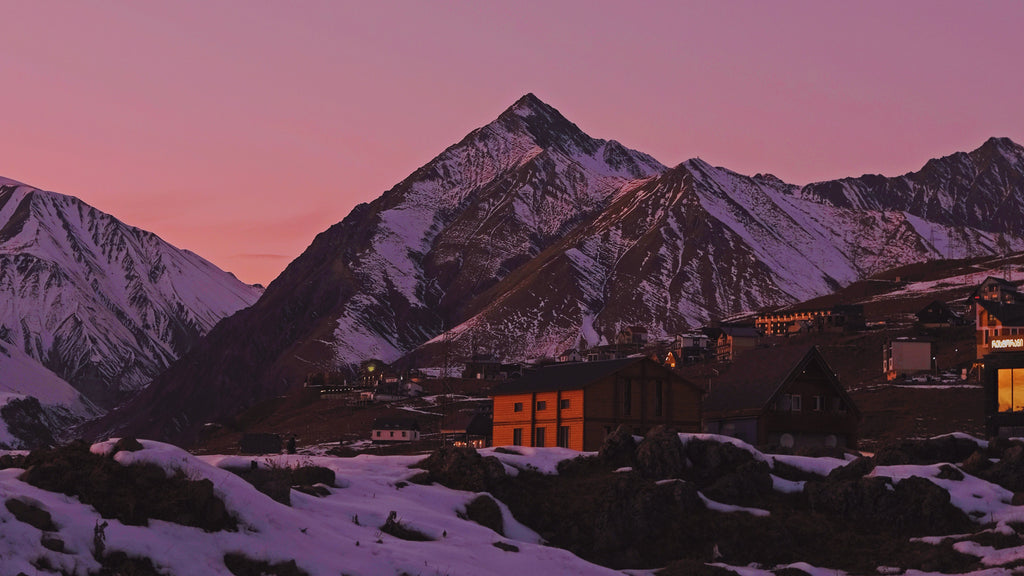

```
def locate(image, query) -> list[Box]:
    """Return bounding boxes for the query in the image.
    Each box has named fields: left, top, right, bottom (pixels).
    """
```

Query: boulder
left=598, top=425, right=637, bottom=469
left=683, top=438, right=758, bottom=487
left=805, top=475, right=971, bottom=535
left=415, top=446, right=506, bottom=492
left=111, top=437, right=144, bottom=454
left=463, top=495, right=504, bottom=535
left=703, top=460, right=774, bottom=506
left=960, top=450, right=991, bottom=476
left=975, top=445, right=1024, bottom=492
left=635, top=426, right=686, bottom=480
left=875, top=436, right=982, bottom=466
left=5, top=498, right=57, bottom=531
left=936, top=464, right=964, bottom=481
left=826, top=457, right=875, bottom=482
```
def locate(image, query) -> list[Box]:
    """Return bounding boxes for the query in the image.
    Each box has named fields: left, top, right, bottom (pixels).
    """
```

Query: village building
left=715, top=325, right=760, bottom=363
left=664, top=332, right=713, bottom=368
left=557, top=348, right=583, bottom=363
left=982, top=329, right=1024, bottom=437
left=975, top=300, right=1024, bottom=359
left=462, top=355, right=522, bottom=381
left=490, top=357, right=702, bottom=451
left=916, top=300, right=963, bottom=328
left=615, top=326, right=649, bottom=347
left=755, top=305, right=865, bottom=336
left=973, top=276, right=1022, bottom=305
left=883, top=338, right=934, bottom=380
left=703, top=345, right=860, bottom=450
left=371, top=417, right=421, bottom=443
left=441, top=410, right=493, bottom=448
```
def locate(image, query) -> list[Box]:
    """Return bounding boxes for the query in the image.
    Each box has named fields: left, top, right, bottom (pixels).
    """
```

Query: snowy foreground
left=2, top=434, right=1024, bottom=576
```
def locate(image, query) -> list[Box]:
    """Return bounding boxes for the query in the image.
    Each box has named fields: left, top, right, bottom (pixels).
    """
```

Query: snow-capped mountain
left=800, top=136, right=1024, bottom=235
left=99, top=95, right=1024, bottom=445
left=0, top=178, right=262, bottom=447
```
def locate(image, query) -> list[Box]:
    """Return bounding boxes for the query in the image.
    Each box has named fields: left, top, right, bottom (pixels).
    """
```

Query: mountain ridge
left=0, top=179, right=262, bottom=447
left=91, top=94, right=1024, bottom=445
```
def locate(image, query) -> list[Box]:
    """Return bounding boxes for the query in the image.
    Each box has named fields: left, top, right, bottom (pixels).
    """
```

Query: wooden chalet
left=916, top=300, right=962, bottom=328
left=558, top=348, right=583, bottom=363
left=490, top=357, right=702, bottom=451
left=441, top=411, right=493, bottom=449
left=703, top=345, right=860, bottom=450
left=975, top=300, right=1024, bottom=359
left=972, top=276, right=1022, bottom=305
left=715, top=325, right=760, bottom=363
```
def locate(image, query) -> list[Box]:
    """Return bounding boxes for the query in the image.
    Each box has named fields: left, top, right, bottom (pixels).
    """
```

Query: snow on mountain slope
left=411, top=157, right=1024, bottom=362
left=98, top=95, right=1024, bottom=446
left=330, top=94, right=665, bottom=366
left=0, top=341, right=99, bottom=448
left=0, top=180, right=261, bottom=445
left=799, top=137, right=1024, bottom=236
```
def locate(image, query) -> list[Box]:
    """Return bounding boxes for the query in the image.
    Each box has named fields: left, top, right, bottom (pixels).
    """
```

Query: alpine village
left=4, top=95, right=1024, bottom=576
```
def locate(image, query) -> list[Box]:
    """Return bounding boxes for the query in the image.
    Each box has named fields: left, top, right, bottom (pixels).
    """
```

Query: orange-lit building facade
left=490, top=357, right=702, bottom=451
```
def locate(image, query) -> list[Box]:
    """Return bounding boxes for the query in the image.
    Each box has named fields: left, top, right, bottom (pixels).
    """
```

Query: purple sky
left=2, top=1, right=1022, bottom=285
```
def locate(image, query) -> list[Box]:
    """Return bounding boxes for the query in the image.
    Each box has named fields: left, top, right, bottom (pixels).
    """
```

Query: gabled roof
left=703, top=345, right=858, bottom=417
left=972, top=276, right=1022, bottom=299
left=490, top=357, right=676, bottom=396
left=917, top=299, right=959, bottom=319
left=978, top=300, right=1024, bottom=326
left=442, top=412, right=493, bottom=436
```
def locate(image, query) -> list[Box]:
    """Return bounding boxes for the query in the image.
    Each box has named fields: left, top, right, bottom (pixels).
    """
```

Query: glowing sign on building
left=992, top=338, right=1024, bottom=350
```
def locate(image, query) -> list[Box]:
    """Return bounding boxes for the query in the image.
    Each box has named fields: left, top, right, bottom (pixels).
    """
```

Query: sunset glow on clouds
left=1, top=1, right=1022, bottom=285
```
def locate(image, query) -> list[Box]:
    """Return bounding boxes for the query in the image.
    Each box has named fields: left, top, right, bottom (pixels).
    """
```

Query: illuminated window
left=998, top=369, right=1024, bottom=412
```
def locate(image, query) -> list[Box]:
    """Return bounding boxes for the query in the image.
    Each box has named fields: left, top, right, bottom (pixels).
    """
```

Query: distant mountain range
left=0, top=178, right=262, bottom=447
left=92, top=94, right=1024, bottom=445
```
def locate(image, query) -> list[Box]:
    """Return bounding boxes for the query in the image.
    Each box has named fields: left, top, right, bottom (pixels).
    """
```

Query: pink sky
left=2, top=1, right=1022, bottom=286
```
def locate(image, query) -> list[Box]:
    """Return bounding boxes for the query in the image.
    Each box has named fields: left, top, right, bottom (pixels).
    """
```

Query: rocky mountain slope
left=97, top=95, right=1024, bottom=445
left=0, top=178, right=262, bottom=447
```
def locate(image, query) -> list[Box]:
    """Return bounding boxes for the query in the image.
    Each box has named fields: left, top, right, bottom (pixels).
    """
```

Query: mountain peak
left=976, top=136, right=1023, bottom=156
left=506, top=92, right=552, bottom=117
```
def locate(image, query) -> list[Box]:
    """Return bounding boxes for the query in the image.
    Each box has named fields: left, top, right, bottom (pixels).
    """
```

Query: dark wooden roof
left=372, top=417, right=420, bottom=430
left=489, top=357, right=646, bottom=396
left=442, top=412, right=492, bottom=435
left=720, top=325, right=759, bottom=338
left=703, top=345, right=857, bottom=416
left=979, top=300, right=1024, bottom=326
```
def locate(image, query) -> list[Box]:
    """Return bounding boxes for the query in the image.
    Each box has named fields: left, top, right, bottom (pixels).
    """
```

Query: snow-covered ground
left=2, top=433, right=1024, bottom=575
